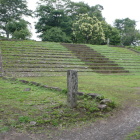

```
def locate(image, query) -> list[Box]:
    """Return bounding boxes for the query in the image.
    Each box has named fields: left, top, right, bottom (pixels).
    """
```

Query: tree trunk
left=6, top=30, right=10, bottom=39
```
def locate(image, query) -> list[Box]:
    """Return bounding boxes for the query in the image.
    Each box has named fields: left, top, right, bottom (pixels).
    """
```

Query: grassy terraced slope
left=0, top=41, right=93, bottom=77
left=87, top=45, right=140, bottom=74
left=1, top=41, right=139, bottom=77
left=62, top=43, right=129, bottom=74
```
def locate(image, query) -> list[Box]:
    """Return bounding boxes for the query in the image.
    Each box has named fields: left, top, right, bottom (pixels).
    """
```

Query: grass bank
left=19, top=73, right=140, bottom=105
left=0, top=77, right=114, bottom=133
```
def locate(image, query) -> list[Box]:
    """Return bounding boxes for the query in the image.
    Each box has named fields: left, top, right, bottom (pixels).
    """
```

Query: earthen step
left=61, top=43, right=129, bottom=74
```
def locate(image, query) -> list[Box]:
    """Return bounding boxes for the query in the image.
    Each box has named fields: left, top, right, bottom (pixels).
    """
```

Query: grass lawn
left=0, top=76, right=115, bottom=133
left=19, top=73, right=140, bottom=105
left=0, top=41, right=140, bottom=134
left=126, top=46, right=140, bottom=52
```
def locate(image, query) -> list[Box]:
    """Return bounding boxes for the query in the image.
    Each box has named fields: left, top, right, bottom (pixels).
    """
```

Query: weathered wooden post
left=67, top=70, right=78, bottom=108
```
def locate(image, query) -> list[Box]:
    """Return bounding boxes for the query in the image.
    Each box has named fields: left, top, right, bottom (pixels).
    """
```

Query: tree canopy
left=6, top=19, right=31, bottom=39
left=0, top=0, right=32, bottom=38
left=1, top=0, right=140, bottom=45
left=114, top=18, right=140, bottom=46
left=35, top=0, right=106, bottom=43
left=72, top=14, right=105, bottom=44
left=102, top=21, right=121, bottom=45
left=42, top=27, right=71, bottom=42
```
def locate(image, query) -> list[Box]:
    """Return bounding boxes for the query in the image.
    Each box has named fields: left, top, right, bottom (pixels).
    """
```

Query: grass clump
left=125, top=126, right=140, bottom=140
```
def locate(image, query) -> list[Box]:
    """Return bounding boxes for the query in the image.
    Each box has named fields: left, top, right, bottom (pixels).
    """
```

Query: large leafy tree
left=0, top=0, right=32, bottom=38
left=114, top=18, right=140, bottom=46
left=6, top=19, right=31, bottom=39
left=35, top=0, right=72, bottom=41
left=42, top=27, right=71, bottom=42
left=35, top=6, right=71, bottom=33
left=73, top=14, right=105, bottom=44
left=102, top=21, right=121, bottom=45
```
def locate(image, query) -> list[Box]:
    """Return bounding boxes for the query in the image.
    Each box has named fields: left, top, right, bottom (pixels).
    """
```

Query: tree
left=66, top=1, right=90, bottom=19
left=35, top=2, right=72, bottom=41
left=102, top=21, right=121, bottom=45
left=66, top=2, right=104, bottom=21
left=35, top=0, right=105, bottom=43
left=12, top=29, right=31, bottom=40
left=73, top=14, right=105, bottom=44
left=6, top=19, right=31, bottom=39
left=0, top=0, right=32, bottom=38
left=35, top=6, right=70, bottom=32
left=42, top=27, right=71, bottom=42
left=114, top=18, right=140, bottom=46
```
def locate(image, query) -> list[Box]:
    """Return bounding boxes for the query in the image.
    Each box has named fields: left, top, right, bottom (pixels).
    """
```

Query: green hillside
left=0, top=41, right=140, bottom=133
left=0, top=41, right=92, bottom=77
left=88, top=45, right=140, bottom=74
left=1, top=41, right=140, bottom=77
left=0, top=41, right=140, bottom=77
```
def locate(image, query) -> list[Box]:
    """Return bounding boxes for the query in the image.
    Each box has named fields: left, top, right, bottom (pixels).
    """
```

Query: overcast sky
left=27, top=0, right=140, bottom=40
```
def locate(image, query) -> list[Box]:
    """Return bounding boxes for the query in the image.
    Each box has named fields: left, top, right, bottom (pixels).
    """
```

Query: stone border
left=2, top=76, right=114, bottom=110
left=3, top=78, right=63, bottom=92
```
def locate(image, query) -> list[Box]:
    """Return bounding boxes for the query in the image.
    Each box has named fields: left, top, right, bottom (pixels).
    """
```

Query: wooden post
left=67, top=70, right=78, bottom=108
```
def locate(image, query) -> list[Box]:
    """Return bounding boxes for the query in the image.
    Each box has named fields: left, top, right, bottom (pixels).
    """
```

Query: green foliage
left=35, top=0, right=105, bottom=43
left=0, top=0, right=32, bottom=38
left=102, top=21, right=121, bottom=45
left=18, top=116, right=31, bottom=123
left=114, top=18, right=140, bottom=46
left=133, top=46, right=140, bottom=51
left=35, top=4, right=72, bottom=41
left=109, top=27, right=121, bottom=45
left=107, top=101, right=116, bottom=109
left=66, top=2, right=104, bottom=21
left=12, top=29, right=31, bottom=40
left=66, top=1, right=90, bottom=19
left=125, top=127, right=140, bottom=140
left=73, top=14, right=105, bottom=44
left=0, top=126, right=9, bottom=132
left=42, top=27, right=71, bottom=42
left=6, top=19, right=31, bottom=39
